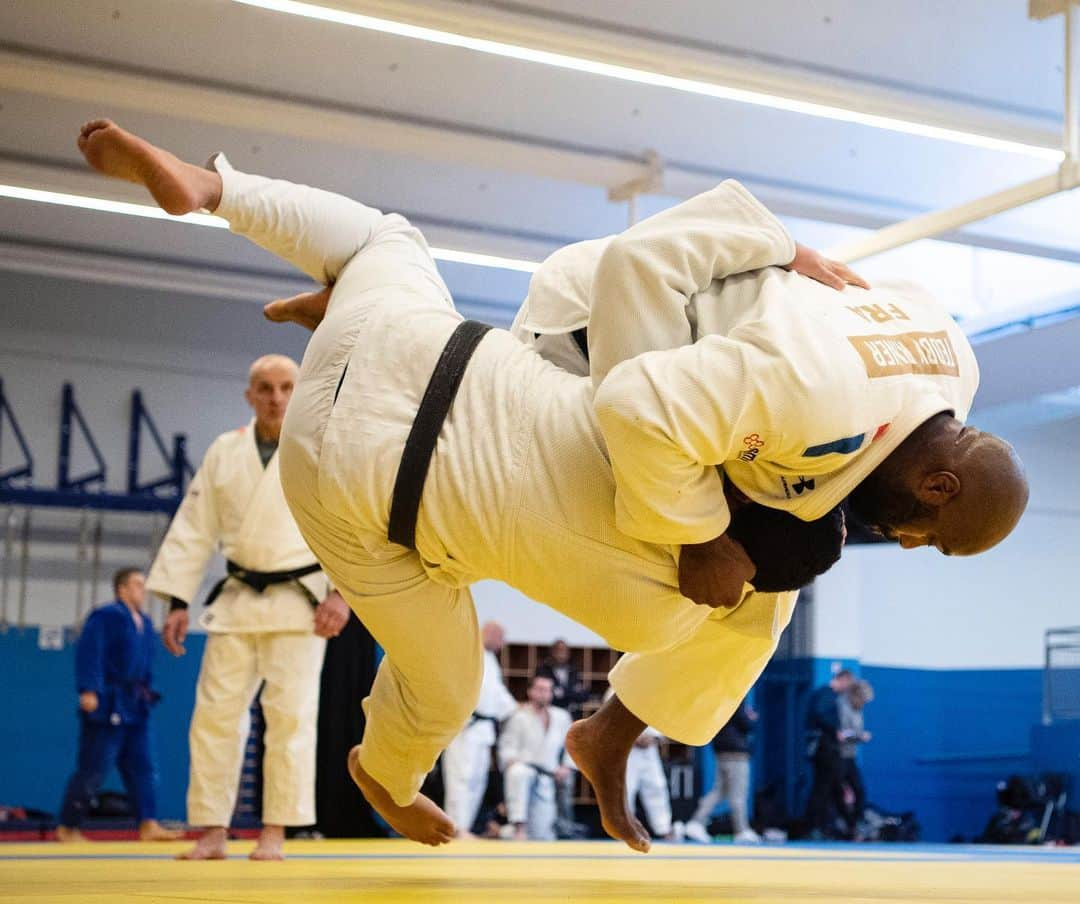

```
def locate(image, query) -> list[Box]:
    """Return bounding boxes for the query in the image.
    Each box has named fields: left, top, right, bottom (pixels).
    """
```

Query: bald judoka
left=76, top=120, right=1027, bottom=853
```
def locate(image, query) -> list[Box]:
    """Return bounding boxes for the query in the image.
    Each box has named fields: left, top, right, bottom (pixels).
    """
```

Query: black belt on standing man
left=388, top=319, right=492, bottom=549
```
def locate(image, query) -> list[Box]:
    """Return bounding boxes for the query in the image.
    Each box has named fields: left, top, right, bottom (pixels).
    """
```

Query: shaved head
left=481, top=620, right=505, bottom=652
left=850, top=412, right=1028, bottom=556
left=245, top=354, right=299, bottom=442
left=248, top=353, right=298, bottom=386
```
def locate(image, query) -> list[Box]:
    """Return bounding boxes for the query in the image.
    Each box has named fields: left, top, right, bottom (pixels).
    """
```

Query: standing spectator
left=625, top=727, right=675, bottom=841
left=838, top=679, right=874, bottom=839
left=442, top=621, right=518, bottom=838
left=685, top=698, right=759, bottom=843
left=535, top=639, right=590, bottom=718
left=57, top=569, right=179, bottom=843
left=804, top=669, right=855, bottom=839
left=498, top=676, right=572, bottom=840
left=147, top=354, right=350, bottom=861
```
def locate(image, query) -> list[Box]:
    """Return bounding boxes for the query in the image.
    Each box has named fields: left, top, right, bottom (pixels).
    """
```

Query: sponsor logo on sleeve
left=849, top=330, right=960, bottom=379
left=739, top=433, right=765, bottom=462
left=780, top=475, right=816, bottom=499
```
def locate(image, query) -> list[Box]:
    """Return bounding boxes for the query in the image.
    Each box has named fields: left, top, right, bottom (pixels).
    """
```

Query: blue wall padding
left=2, top=628, right=204, bottom=820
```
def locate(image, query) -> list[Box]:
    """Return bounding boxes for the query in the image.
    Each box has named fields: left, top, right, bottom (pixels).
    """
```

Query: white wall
left=814, top=414, right=1080, bottom=669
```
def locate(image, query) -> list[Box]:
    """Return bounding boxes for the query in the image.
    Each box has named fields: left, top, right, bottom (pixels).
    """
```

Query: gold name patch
left=849, top=330, right=960, bottom=378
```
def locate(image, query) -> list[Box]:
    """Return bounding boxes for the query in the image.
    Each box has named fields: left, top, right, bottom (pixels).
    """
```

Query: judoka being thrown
left=77, top=119, right=1028, bottom=853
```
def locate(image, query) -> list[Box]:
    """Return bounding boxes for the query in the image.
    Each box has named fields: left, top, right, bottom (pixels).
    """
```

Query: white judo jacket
left=514, top=180, right=978, bottom=545
left=147, top=421, right=326, bottom=633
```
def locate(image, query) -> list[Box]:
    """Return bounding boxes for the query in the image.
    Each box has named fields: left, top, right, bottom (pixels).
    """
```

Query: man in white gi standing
left=147, top=354, right=350, bottom=861
left=498, top=675, right=573, bottom=841
left=77, top=119, right=1027, bottom=854
left=441, top=620, right=517, bottom=838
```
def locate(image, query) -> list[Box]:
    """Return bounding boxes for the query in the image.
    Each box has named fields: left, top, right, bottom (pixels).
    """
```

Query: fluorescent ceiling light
left=0, top=184, right=539, bottom=273
left=233, top=0, right=1063, bottom=161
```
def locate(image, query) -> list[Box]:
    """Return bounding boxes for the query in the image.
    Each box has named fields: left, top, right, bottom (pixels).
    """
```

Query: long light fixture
left=233, top=0, right=1063, bottom=162
left=0, top=184, right=540, bottom=273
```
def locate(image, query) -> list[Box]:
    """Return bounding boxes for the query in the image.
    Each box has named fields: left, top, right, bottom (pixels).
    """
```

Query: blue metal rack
left=0, top=379, right=33, bottom=487
left=0, top=382, right=192, bottom=514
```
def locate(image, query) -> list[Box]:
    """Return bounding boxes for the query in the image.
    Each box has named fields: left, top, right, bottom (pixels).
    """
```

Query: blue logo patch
left=803, top=433, right=865, bottom=457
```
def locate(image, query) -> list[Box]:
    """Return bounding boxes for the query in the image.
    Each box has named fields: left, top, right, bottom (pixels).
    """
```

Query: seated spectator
left=535, top=639, right=590, bottom=718
left=685, top=697, right=759, bottom=844
left=498, top=675, right=573, bottom=840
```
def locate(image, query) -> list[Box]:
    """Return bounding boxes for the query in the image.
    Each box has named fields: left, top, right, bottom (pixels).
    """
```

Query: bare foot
left=138, top=819, right=183, bottom=842
left=347, top=746, right=454, bottom=846
left=264, top=286, right=333, bottom=332
left=565, top=717, right=651, bottom=853
left=76, top=119, right=221, bottom=215
left=177, top=826, right=228, bottom=861
left=249, top=825, right=285, bottom=861
left=512, top=824, right=528, bottom=841
left=55, top=826, right=87, bottom=843
left=454, top=828, right=477, bottom=840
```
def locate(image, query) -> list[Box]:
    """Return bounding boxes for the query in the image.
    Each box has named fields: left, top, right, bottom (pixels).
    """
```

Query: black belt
left=202, top=559, right=323, bottom=608
left=388, top=319, right=492, bottom=549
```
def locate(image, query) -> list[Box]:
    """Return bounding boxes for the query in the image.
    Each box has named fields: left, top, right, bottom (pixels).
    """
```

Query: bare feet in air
left=55, top=826, right=87, bottom=843
left=249, top=824, right=285, bottom=861
left=565, top=717, right=651, bottom=853
left=347, top=746, right=455, bottom=846
left=177, top=826, right=228, bottom=860
left=76, top=119, right=222, bottom=215
left=264, top=286, right=333, bottom=332
left=138, top=819, right=183, bottom=842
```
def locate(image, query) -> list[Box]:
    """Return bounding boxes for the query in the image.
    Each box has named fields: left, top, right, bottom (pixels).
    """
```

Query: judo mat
left=3, top=838, right=1078, bottom=903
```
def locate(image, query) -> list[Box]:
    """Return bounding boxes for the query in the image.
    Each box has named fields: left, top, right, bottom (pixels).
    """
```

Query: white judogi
left=147, top=422, right=328, bottom=826
left=441, top=649, right=517, bottom=832
left=498, top=705, right=573, bottom=839
left=626, top=728, right=673, bottom=838
left=208, top=159, right=976, bottom=812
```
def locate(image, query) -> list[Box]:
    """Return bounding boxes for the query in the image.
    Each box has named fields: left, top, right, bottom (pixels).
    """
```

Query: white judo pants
left=213, top=158, right=484, bottom=815
left=503, top=763, right=558, bottom=840
left=626, top=744, right=673, bottom=837
left=187, top=631, right=326, bottom=827
left=441, top=722, right=495, bottom=832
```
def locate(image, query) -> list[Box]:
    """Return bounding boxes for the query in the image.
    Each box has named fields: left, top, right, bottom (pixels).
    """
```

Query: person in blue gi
left=56, top=568, right=180, bottom=842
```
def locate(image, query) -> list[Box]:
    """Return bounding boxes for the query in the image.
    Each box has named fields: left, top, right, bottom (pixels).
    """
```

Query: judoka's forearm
left=588, top=180, right=794, bottom=389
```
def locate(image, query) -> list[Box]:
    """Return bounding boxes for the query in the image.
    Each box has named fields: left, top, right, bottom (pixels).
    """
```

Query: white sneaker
left=734, top=828, right=762, bottom=844
left=684, top=821, right=712, bottom=844
left=670, top=821, right=686, bottom=843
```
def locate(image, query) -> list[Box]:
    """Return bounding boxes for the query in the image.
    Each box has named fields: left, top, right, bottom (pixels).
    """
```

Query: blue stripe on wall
left=1, top=628, right=203, bottom=820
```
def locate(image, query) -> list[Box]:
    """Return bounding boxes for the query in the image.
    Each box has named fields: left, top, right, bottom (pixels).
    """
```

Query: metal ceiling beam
left=830, top=2, right=1080, bottom=263
left=242, top=0, right=1062, bottom=156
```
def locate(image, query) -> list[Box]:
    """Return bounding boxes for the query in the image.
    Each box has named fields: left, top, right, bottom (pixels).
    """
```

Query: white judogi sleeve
left=587, top=180, right=795, bottom=389
left=609, top=589, right=797, bottom=745
left=145, top=435, right=225, bottom=605
left=497, top=707, right=532, bottom=770
left=594, top=336, right=781, bottom=544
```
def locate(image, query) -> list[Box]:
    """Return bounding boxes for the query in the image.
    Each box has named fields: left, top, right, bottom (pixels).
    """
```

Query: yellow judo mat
left=3, top=838, right=1079, bottom=903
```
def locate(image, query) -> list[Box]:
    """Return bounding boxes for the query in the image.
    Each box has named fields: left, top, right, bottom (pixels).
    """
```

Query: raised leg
left=77, top=119, right=221, bottom=214
left=337, top=551, right=483, bottom=847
